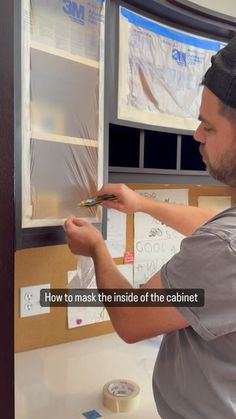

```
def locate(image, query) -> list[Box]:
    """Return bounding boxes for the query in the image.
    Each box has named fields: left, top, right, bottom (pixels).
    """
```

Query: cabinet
left=109, top=123, right=205, bottom=173
left=15, top=0, right=236, bottom=248
left=16, top=0, right=105, bottom=247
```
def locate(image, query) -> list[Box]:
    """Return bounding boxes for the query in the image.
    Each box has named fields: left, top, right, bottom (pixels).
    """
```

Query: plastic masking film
left=76, top=255, right=95, bottom=288
left=118, top=7, right=225, bottom=131
left=30, top=0, right=102, bottom=61
left=22, top=0, right=105, bottom=227
left=68, top=255, right=95, bottom=289
left=30, top=140, right=99, bottom=220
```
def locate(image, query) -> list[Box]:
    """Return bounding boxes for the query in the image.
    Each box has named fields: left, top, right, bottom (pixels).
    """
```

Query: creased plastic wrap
left=21, top=0, right=105, bottom=227
left=118, top=7, right=225, bottom=131
left=68, top=255, right=95, bottom=289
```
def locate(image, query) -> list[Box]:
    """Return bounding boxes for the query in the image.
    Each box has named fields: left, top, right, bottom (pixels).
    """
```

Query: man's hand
left=97, top=183, right=143, bottom=214
left=64, top=217, right=103, bottom=257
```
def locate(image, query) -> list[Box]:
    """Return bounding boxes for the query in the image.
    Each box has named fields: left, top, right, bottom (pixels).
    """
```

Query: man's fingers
left=100, top=201, right=120, bottom=210
left=64, top=216, right=75, bottom=231
left=64, top=217, right=87, bottom=233
left=72, top=218, right=89, bottom=227
left=97, top=183, right=121, bottom=196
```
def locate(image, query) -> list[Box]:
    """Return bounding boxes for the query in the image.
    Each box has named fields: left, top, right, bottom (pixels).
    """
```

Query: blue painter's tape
left=120, top=7, right=223, bottom=52
left=82, top=410, right=102, bottom=419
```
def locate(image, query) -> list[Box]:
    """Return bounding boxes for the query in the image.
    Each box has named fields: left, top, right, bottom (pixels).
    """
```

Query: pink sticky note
left=124, top=251, right=134, bottom=264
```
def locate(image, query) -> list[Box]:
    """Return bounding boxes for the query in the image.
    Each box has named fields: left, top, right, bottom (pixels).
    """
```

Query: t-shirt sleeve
left=161, top=227, right=236, bottom=341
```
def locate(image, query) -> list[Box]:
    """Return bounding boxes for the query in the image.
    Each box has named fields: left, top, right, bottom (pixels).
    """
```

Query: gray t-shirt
left=154, top=207, right=236, bottom=419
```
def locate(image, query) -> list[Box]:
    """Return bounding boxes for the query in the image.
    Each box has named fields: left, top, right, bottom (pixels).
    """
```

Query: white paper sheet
left=105, top=208, right=126, bottom=258
left=198, top=196, right=231, bottom=212
left=67, top=262, right=133, bottom=328
left=134, top=259, right=168, bottom=288
left=67, top=264, right=110, bottom=329
left=134, top=189, right=188, bottom=287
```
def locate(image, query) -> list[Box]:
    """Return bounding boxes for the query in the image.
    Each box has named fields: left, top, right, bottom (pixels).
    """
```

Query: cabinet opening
left=181, top=135, right=206, bottom=171
left=109, top=124, right=140, bottom=167
left=144, top=130, right=177, bottom=169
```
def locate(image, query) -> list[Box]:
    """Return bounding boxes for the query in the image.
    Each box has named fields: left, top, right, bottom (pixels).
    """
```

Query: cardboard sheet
left=197, top=196, right=231, bottom=212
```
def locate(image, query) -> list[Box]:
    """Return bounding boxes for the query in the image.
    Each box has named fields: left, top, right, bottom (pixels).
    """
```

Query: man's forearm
left=138, top=197, right=217, bottom=236
left=92, top=241, right=132, bottom=290
left=91, top=239, right=188, bottom=343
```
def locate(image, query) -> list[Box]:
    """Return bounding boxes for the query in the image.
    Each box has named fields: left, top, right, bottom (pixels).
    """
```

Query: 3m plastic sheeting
left=118, top=7, right=225, bottom=131
left=22, top=0, right=105, bottom=227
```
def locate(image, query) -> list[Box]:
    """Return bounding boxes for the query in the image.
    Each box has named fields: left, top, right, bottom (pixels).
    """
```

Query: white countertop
left=15, top=333, right=162, bottom=419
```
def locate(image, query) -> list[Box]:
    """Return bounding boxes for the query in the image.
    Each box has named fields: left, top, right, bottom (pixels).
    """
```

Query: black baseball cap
left=202, top=35, right=236, bottom=109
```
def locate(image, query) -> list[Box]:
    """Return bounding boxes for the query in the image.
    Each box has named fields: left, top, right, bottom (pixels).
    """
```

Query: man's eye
left=204, top=127, right=212, bottom=133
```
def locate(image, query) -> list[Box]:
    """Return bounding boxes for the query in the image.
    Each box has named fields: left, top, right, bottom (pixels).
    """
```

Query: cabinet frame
left=15, top=0, right=108, bottom=249
left=0, top=0, right=15, bottom=416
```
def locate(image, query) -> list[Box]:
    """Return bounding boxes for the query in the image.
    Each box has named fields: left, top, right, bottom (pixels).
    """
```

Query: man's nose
left=193, top=123, right=205, bottom=143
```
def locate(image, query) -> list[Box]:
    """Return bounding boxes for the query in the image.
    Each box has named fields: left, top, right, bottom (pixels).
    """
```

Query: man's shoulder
left=203, top=205, right=236, bottom=226
left=193, top=205, right=236, bottom=248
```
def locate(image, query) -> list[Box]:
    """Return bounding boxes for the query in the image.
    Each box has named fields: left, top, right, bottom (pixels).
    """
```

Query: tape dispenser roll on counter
left=102, top=379, right=140, bottom=413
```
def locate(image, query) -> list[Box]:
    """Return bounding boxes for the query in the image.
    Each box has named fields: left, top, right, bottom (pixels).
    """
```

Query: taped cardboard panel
left=118, top=7, right=224, bottom=130
left=118, top=106, right=200, bottom=131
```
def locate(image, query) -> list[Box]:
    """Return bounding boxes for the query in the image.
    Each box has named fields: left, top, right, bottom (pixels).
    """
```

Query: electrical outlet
left=20, top=284, right=50, bottom=318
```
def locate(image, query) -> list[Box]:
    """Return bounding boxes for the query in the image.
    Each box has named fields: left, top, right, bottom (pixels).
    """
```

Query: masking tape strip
left=102, top=379, right=140, bottom=413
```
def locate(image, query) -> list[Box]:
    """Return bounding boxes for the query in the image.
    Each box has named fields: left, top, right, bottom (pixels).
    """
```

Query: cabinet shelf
left=31, top=132, right=98, bottom=147
left=22, top=215, right=99, bottom=228
left=30, top=41, right=99, bottom=69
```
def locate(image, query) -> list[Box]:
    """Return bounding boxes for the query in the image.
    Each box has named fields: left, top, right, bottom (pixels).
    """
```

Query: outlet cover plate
left=20, top=284, right=50, bottom=318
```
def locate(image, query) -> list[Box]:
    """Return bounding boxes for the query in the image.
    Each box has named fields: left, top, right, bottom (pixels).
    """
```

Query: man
left=65, top=37, right=236, bottom=418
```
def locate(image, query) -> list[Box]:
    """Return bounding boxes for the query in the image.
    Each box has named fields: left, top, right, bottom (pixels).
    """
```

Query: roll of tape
left=102, top=379, right=140, bottom=413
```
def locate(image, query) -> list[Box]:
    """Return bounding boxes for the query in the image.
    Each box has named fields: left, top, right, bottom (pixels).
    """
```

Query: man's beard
left=200, top=145, right=236, bottom=187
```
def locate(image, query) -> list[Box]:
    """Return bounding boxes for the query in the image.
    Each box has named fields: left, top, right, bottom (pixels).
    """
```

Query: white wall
left=188, top=0, right=236, bottom=18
